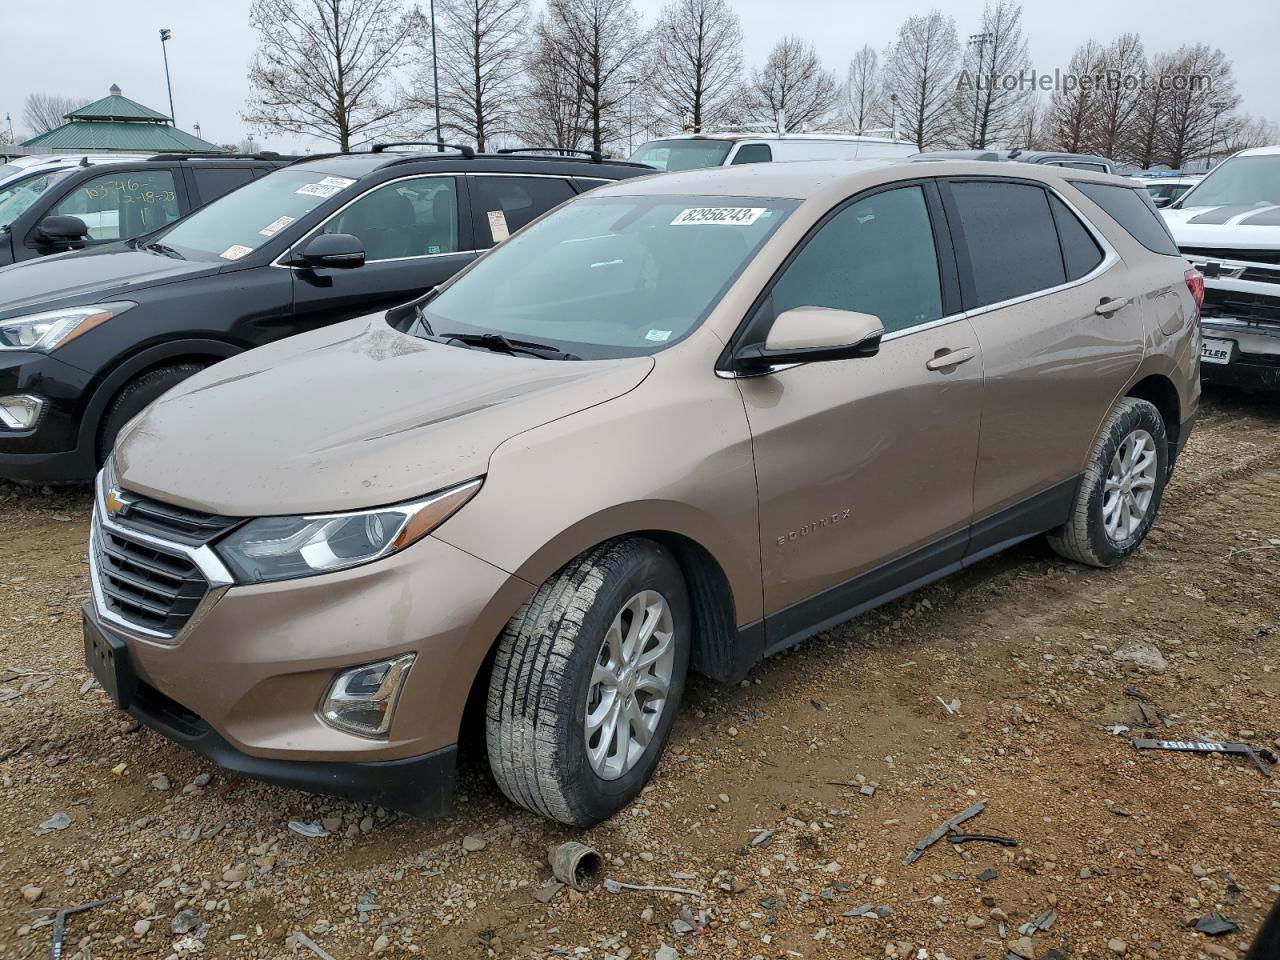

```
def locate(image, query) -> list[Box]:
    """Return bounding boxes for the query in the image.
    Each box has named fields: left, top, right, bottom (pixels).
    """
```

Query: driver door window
left=323, top=176, right=459, bottom=261
left=49, top=169, right=179, bottom=242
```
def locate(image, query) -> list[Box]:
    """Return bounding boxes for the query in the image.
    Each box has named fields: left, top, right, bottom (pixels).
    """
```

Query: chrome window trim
left=465, top=172, right=579, bottom=181
left=273, top=172, right=464, bottom=268
left=717, top=181, right=1119, bottom=376
left=89, top=468, right=233, bottom=645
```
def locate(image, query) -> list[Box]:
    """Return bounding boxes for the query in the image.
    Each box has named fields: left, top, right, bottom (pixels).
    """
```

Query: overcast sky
left=2, top=0, right=1276, bottom=153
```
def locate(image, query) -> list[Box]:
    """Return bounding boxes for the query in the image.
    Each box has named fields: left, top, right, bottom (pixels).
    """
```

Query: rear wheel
left=96, top=364, right=204, bottom=466
left=485, top=538, right=690, bottom=826
left=1048, top=397, right=1168, bottom=568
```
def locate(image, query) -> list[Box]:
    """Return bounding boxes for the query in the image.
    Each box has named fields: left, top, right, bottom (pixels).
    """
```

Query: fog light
left=319, top=654, right=415, bottom=739
left=0, top=395, right=44, bottom=430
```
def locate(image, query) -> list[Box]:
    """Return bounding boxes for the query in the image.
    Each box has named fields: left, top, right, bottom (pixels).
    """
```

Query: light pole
left=968, top=31, right=993, bottom=149
left=625, top=77, right=638, bottom=155
left=4, top=113, right=12, bottom=143
left=1206, top=100, right=1227, bottom=169
left=246, top=132, right=256, bottom=154
left=429, top=0, right=442, bottom=150
left=193, top=122, right=201, bottom=140
left=890, top=94, right=899, bottom=142
left=159, top=28, right=176, bottom=126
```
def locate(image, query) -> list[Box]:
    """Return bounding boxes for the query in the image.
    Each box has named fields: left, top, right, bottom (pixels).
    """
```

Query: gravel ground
left=1, top=389, right=1279, bottom=960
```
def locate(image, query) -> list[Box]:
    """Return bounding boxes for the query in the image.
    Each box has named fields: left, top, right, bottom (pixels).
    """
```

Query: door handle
left=1095, top=296, right=1130, bottom=315
left=926, top=347, right=976, bottom=371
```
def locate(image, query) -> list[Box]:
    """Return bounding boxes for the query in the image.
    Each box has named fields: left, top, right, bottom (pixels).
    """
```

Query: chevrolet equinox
left=84, top=160, right=1201, bottom=826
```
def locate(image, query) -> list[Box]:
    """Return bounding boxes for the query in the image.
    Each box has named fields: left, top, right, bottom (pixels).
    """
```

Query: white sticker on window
left=258, top=215, right=295, bottom=237
left=220, top=244, right=254, bottom=261
left=295, top=178, right=352, bottom=199
left=645, top=329, right=672, bottom=342
left=671, top=207, right=766, bottom=226
left=487, top=209, right=510, bottom=242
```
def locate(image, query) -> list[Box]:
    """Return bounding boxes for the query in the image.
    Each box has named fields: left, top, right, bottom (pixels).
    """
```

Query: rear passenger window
left=950, top=181, right=1066, bottom=307
left=193, top=167, right=256, bottom=203
left=770, top=185, right=942, bottom=334
left=49, top=168, right=179, bottom=241
left=1073, top=182, right=1181, bottom=257
left=470, top=176, right=574, bottom=247
left=1048, top=195, right=1104, bottom=280
left=731, top=144, right=772, bottom=165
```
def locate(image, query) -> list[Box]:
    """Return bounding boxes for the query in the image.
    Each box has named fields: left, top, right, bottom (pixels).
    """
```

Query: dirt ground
left=2, top=388, right=1279, bottom=960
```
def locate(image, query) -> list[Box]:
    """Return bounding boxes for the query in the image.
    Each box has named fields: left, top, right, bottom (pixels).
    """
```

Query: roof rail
left=370, top=141, right=475, bottom=159
left=497, top=147, right=604, bottom=163
left=145, top=152, right=299, bottom=162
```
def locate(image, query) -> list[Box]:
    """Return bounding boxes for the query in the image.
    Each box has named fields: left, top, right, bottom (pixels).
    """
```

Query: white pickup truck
left=1162, top=145, right=1280, bottom=391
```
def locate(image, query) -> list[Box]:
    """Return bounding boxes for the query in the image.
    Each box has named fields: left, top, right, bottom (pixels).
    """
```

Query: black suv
left=0, top=145, right=652, bottom=483
left=0, top=154, right=291, bottom=267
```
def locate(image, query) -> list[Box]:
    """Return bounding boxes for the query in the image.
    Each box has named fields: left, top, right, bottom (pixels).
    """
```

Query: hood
left=115, top=316, right=655, bottom=516
left=0, top=246, right=218, bottom=316
left=1162, top=204, right=1280, bottom=252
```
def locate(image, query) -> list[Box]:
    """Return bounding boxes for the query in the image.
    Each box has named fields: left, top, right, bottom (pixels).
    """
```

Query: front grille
left=90, top=473, right=240, bottom=638
left=93, top=518, right=210, bottom=635
left=1202, top=288, right=1280, bottom=325
left=1180, top=246, right=1280, bottom=266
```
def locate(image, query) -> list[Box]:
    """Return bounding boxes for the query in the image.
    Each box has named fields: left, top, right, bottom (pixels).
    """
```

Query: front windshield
left=630, top=139, right=733, bottom=171
left=151, top=168, right=358, bottom=261
left=421, top=194, right=796, bottom=359
left=1181, top=155, right=1280, bottom=208
left=0, top=170, right=72, bottom=229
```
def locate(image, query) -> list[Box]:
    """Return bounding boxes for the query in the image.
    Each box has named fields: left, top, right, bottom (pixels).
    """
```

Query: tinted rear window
left=1048, top=195, right=1104, bottom=280
left=193, top=167, right=256, bottom=203
left=950, top=181, right=1066, bottom=307
left=1073, top=181, right=1180, bottom=256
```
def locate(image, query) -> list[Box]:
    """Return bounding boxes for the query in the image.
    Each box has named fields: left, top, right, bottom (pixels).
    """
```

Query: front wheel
left=96, top=364, right=205, bottom=466
left=1048, top=397, right=1168, bottom=568
left=485, top=538, right=690, bottom=826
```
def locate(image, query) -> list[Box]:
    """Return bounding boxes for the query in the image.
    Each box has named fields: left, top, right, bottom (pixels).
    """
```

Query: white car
left=630, top=133, right=917, bottom=171
left=1162, top=145, right=1280, bottom=390
left=1139, top=175, right=1203, bottom=208
left=0, top=153, right=153, bottom=189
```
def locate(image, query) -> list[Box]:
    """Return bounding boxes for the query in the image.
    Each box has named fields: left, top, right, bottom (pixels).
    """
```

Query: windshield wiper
left=434, top=331, right=581, bottom=361
left=145, top=241, right=185, bottom=260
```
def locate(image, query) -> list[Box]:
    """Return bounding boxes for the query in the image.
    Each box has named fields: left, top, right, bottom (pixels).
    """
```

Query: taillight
left=1184, top=267, right=1205, bottom=310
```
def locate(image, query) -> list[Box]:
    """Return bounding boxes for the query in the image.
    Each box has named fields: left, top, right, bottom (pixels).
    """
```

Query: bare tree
left=649, top=0, right=742, bottom=133
left=243, top=0, right=416, bottom=150
left=955, top=0, right=1029, bottom=148
left=841, top=45, right=884, bottom=134
left=538, top=0, right=648, bottom=154
left=883, top=11, right=961, bottom=150
left=1048, top=39, right=1103, bottom=152
left=1090, top=32, right=1145, bottom=160
left=1219, top=114, right=1280, bottom=155
left=516, top=17, right=590, bottom=150
left=1012, top=94, right=1049, bottom=149
left=416, top=0, right=529, bottom=150
left=1127, top=48, right=1175, bottom=169
left=23, top=93, right=89, bottom=136
left=745, top=36, right=838, bottom=133
left=1158, top=44, right=1239, bottom=169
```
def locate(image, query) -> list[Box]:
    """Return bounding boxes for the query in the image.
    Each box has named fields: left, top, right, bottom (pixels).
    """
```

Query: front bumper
left=84, top=519, right=534, bottom=815
left=0, top=349, right=98, bottom=483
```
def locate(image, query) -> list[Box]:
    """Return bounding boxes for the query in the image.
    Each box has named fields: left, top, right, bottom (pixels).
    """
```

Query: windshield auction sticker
left=219, top=244, right=254, bottom=261
left=487, top=209, right=510, bottom=242
left=258, top=215, right=295, bottom=237
left=671, top=207, right=766, bottom=226
left=296, top=175, right=355, bottom=199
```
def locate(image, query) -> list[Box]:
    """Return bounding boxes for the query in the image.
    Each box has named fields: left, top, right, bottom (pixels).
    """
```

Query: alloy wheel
left=1103, top=428, right=1158, bottom=543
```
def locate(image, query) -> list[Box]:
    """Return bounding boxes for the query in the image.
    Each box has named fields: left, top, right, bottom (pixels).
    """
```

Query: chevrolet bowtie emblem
left=104, top=488, right=129, bottom=517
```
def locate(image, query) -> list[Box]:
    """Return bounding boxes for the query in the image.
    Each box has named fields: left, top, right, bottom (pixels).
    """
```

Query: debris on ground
left=902, top=799, right=986, bottom=864
left=48, top=895, right=118, bottom=960
left=287, top=819, right=330, bottom=838
left=548, top=841, right=603, bottom=890
left=1132, top=737, right=1276, bottom=778
left=946, top=832, right=1018, bottom=848
left=1196, top=911, right=1239, bottom=936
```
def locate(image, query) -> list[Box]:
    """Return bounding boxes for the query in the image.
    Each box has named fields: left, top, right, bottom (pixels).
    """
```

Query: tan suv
left=84, top=160, right=1201, bottom=826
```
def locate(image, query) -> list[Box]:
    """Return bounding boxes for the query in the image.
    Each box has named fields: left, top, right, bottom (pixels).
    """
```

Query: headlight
left=0, top=301, right=135, bottom=351
left=216, top=478, right=482, bottom=584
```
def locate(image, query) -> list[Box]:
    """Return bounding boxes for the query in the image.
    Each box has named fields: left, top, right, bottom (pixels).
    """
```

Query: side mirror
left=34, top=215, right=89, bottom=248
left=733, top=307, right=885, bottom=372
left=1152, top=196, right=1173, bottom=208
left=295, top=233, right=366, bottom=270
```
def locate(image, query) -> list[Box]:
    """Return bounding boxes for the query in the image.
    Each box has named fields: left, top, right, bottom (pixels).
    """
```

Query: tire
left=96, top=364, right=205, bottom=465
left=1048, top=397, right=1168, bottom=568
left=486, top=537, right=691, bottom=826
